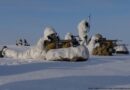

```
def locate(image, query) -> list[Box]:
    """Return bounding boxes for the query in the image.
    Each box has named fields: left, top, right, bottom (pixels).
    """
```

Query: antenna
left=88, top=14, right=91, bottom=28
left=87, top=13, right=91, bottom=33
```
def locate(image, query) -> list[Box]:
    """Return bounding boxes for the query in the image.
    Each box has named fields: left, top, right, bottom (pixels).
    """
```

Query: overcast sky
left=0, top=0, right=130, bottom=45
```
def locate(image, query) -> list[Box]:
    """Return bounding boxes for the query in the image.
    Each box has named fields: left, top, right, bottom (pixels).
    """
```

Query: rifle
left=98, top=38, right=121, bottom=42
left=97, top=38, right=123, bottom=51
left=98, top=38, right=121, bottom=44
left=58, top=39, right=80, bottom=47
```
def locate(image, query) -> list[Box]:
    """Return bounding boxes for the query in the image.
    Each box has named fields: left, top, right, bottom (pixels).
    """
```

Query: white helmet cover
left=44, top=27, right=56, bottom=40
left=65, top=32, right=72, bottom=40
left=91, top=34, right=102, bottom=41
left=78, top=20, right=90, bottom=40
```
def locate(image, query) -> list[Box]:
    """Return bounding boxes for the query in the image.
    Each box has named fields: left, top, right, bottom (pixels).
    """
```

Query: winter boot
left=0, top=46, right=7, bottom=58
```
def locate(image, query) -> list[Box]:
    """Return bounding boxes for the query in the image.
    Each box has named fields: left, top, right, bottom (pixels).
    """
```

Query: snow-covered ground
left=0, top=45, right=130, bottom=90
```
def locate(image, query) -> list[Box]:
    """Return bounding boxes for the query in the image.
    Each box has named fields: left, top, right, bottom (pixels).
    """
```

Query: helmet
left=44, top=27, right=56, bottom=40
left=91, top=33, right=103, bottom=41
left=95, top=33, right=103, bottom=39
left=65, top=32, right=72, bottom=40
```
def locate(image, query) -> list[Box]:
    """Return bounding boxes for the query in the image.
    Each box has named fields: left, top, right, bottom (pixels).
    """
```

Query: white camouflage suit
left=78, top=20, right=90, bottom=46
left=77, top=20, right=101, bottom=55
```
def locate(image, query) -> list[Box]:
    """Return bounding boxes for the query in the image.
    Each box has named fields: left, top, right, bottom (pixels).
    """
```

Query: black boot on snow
left=0, top=46, right=7, bottom=58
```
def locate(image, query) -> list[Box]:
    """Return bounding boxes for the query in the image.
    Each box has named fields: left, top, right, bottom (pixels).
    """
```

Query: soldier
left=64, top=32, right=80, bottom=47
left=24, top=39, right=30, bottom=46
left=78, top=20, right=90, bottom=46
left=19, top=39, right=23, bottom=46
left=87, top=34, right=103, bottom=55
left=16, top=38, right=23, bottom=46
left=43, top=29, right=60, bottom=51
left=92, top=35, right=117, bottom=56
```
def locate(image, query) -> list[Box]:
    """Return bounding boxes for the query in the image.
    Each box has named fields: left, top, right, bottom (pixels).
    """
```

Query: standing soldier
left=77, top=20, right=90, bottom=46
